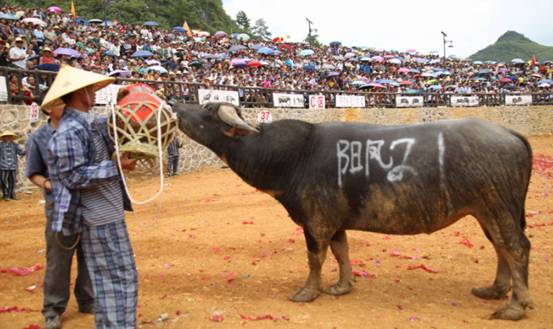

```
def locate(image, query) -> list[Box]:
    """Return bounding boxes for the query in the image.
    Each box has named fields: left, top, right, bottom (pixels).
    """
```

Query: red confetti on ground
left=22, top=325, right=41, bottom=329
left=0, top=306, right=38, bottom=314
left=350, top=259, right=365, bottom=266
left=527, top=220, right=553, bottom=229
left=407, top=264, right=441, bottom=273
left=459, top=238, right=474, bottom=248
left=210, top=311, right=224, bottom=322
left=0, top=264, right=43, bottom=277
left=352, top=270, right=375, bottom=278
left=242, top=221, right=254, bottom=224
left=526, top=210, right=540, bottom=218
left=211, top=246, right=224, bottom=254
left=240, top=314, right=290, bottom=321
left=24, top=284, right=38, bottom=293
left=222, top=271, right=236, bottom=283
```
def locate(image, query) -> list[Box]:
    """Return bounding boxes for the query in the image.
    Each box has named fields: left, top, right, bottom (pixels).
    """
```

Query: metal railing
left=1, top=67, right=552, bottom=108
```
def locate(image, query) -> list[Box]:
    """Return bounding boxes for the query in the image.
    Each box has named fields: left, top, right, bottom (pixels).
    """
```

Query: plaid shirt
left=48, top=108, right=120, bottom=235
left=0, top=141, right=25, bottom=170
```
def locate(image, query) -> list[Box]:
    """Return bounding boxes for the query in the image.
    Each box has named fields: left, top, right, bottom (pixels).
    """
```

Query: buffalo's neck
left=220, top=121, right=313, bottom=191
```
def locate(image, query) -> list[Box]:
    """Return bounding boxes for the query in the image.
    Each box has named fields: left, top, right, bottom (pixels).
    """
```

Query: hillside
left=5, top=0, right=238, bottom=32
left=470, top=31, right=553, bottom=62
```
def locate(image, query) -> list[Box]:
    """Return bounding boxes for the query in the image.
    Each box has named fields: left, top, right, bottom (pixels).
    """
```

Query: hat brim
left=41, top=65, right=115, bottom=110
left=0, top=131, right=17, bottom=138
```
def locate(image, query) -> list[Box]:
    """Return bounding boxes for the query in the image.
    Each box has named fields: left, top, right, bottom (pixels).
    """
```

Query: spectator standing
left=166, top=137, right=182, bottom=176
left=0, top=130, right=25, bottom=200
left=25, top=105, right=94, bottom=329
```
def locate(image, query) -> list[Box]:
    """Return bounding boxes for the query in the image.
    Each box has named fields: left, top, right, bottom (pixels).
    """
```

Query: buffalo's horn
left=217, top=104, right=259, bottom=133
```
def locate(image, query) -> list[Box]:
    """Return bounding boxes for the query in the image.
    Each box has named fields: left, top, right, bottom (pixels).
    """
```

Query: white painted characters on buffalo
left=336, top=138, right=417, bottom=187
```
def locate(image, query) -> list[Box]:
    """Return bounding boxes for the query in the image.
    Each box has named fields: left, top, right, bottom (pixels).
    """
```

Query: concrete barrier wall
left=1, top=104, right=552, bottom=192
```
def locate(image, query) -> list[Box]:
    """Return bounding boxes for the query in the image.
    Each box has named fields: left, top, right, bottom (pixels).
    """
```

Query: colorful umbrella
left=214, top=31, right=228, bottom=38
left=131, top=50, right=154, bottom=58
left=257, top=47, right=274, bottom=55
left=53, top=48, right=81, bottom=58
left=229, top=45, right=247, bottom=53
left=47, top=6, right=62, bottom=13
left=231, top=58, right=248, bottom=67
left=172, top=26, right=186, bottom=33
left=247, top=60, right=262, bottom=68
left=21, top=17, right=47, bottom=27
left=146, top=65, right=167, bottom=74
left=299, top=49, right=315, bottom=56
left=143, top=21, right=159, bottom=27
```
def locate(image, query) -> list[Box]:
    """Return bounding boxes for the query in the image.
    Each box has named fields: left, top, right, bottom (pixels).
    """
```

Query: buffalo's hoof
left=491, top=302, right=525, bottom=321
left=471, top=285, right=510, bottom=300
left=323, top=282, right=353, bottom=296
left=288, top=287, right=319, bottom=302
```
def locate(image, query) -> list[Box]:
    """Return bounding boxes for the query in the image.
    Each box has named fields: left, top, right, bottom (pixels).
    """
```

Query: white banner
left=450, top=96, right=480, bottom=107
left=257, top=110, right=273, bottom=124
left=29, top=102, right=40, bottom=122
left=198, top=89, right=240, bottom=106
left=395, top=96, right=423, bottom=108
left=95, top=84, right=123, bottom=105
left=0, top=76, right=7, bottom=102
left=309, top=95, right=325, bottom=110
left=505, top=95, right=532, bottom=106
left=335, top=94, right=366, bottom=108
left=273, top=93, right=304, bottom=108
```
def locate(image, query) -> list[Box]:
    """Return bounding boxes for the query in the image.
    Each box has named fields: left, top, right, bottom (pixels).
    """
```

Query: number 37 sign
left=309, top=95, right=326, bottom=110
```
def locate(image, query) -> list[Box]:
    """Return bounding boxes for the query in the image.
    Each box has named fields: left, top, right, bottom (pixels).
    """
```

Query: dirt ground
left=1, top=136, right=552, bottom=329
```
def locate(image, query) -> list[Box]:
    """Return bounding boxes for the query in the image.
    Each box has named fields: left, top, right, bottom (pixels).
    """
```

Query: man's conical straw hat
left=41, top=64, right=115, bottom=110
left=0, top=130, right=17, bottom=138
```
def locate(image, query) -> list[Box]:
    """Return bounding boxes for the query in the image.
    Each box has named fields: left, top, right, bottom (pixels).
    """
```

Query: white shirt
left=9, top=46, right=27, bottom=69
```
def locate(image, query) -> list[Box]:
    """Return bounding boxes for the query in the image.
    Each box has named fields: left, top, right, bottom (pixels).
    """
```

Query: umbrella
left=236, top=33, right=250, bottom=41
left=143, top=21, right=159, bottom=27
left=388, top=58, right=402, bottom=65
left=229, top=45, right=247, bottom=53
left=414, top=57, right=429, bottom=64
left=326, top=71, right=340, bottom=78
left=351, top=80, right=367, bottom=86
left=344, top=52, right=356, bottom=59
left=249, top=43, right=264, bottom=50
left=477, top=69, right=492, bottom=75
left=214, top=31, right=228, bottom=38
left=189, top=60, right=202, bottom=67
left=429, top=59, right=441, bottom=64
left=322, top=63, right=336, bottom=70
left=146, top=59, right=161, bottom=66
left=247, top=60, right=262, bottom=68
left=428, top=85, right=442, bottom=91
left=21, top=17, right=47, bottom=27
left=172, top=26, right=186, bottom=33
left=330, top=41, right=341, bottom=47
left=539, top=83, right=551, bottom=88
left=0, top=13, right=18, bottom=20
left=53, top=47, right=81, bottom=58
left=406, top=49, right=417, bottom=53
left=36, top=63, right=60, bottom=72
left=398, top=67, right=411, bottom=74
left=400, top=80, right=413, bottom=86
left=89, top=18, right=103, bottom=24
left=272, top=36, right=284, bottom=43
left=360, top=56, right=371, bottom=62
left=104, top=50, right=118, bottom=57
left=473, top=60, right=483, bottom=65
left=131, top=50, right=154, bottom=58
left=485, top=60, right=497, bottom=65
left=231, top=58, right=248, bottom=67
left=299, top=49, right=315, bottom=56
left=47, top=6, right=62, bottom=13
left=538, top=79, right=553, bottom=85
left=370, top=55, right=384, bottom=62
left=511, top=58, right=525, bottom=64
left=257, top=47, right=274, bottom=55
left=284, top=59, right=294, bottom=67
left=303, top=63, right=316, bottom=71
left=146, top=65, right=167, bottom=74
left=359, top=83, right=385, bottom=90
left=499, top=77, right=512, bottom=83
left=376, top=79, right=400, bottom=87
left=74, top=17, right=87, bottom=24
left=410, top=68, right=421, bottom=74
left=108, top=70, right=131, bottom=77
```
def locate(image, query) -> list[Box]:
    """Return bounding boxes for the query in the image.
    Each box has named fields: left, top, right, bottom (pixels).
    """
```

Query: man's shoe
left=45, top=316, right=61, bottom=329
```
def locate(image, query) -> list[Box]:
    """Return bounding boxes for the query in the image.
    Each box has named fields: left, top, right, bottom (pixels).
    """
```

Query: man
left=0, top=130, right=24, bottom=200
left=42, top=65, right=138, bottom=329
left=166, top=137, right=182, bottom=176
left=25, top=105, right=94, bottom=329
left=8, top=37, right=27, bottom=69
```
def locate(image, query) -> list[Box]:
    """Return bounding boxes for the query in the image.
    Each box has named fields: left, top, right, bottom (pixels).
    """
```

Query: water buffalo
left=175, top=102, right=533, bottom=320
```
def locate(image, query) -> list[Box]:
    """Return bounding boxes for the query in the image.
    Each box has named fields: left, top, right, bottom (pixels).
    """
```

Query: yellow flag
left=70, top=0, right=77, bottom=17
left=182, top=21, right=192, bottom=37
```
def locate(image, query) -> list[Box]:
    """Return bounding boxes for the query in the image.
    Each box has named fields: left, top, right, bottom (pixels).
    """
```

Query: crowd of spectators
left=1, top=4, right=553, bottom=106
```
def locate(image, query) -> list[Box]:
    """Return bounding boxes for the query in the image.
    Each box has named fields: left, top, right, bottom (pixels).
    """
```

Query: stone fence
left=1, top=104, right=552, bottom=192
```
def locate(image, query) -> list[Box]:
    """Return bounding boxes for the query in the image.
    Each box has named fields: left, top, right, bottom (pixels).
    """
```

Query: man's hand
left=43, top=179, right=52, bottom=192
left=120, top=152, right=137, bottom=171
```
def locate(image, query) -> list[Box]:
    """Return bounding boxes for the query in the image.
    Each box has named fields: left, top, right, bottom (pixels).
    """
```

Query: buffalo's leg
left=472, top=229, right=511, bottom=299
left=475, top=211, right=533, bottom=320
left=323, top=231, right=354, bottom=296
left=289, top=228, right=329, bottom=302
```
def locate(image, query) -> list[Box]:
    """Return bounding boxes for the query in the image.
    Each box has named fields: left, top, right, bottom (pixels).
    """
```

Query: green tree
left=305, top=32, right=321, bottom=48
left=235, top=10, right=250, bottom=32
left=251, top=18, right=271, bottom=40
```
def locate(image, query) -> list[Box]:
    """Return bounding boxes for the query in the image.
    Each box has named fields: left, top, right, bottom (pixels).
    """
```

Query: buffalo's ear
left=218, top=104, right=259, bottom=137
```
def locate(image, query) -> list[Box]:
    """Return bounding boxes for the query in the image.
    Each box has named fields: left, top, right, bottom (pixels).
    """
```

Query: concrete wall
left=1, top=104, right=552, bottom=192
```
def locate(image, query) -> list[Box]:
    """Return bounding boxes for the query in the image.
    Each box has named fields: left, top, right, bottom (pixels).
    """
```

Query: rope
left=110, top=101, right=165, bottom=204
left=55, top=232, right=81, bottom=250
